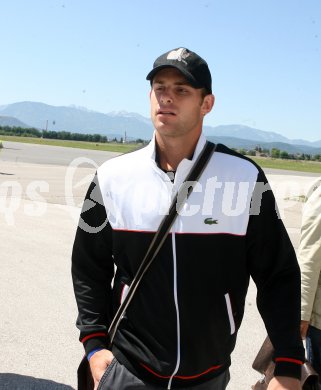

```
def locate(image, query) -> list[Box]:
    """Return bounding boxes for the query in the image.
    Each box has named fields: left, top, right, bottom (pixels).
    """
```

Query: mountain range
left=0, top=101, right=320, bottom=155
left=0, top=115, right=29, bottom=128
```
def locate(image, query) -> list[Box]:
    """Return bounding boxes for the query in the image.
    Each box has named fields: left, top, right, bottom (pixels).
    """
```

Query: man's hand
left=300, top=320, right=310, bottom=339
left=267, top=376, right=301, bottom=390
left=89, top=349, right=114, bottom=390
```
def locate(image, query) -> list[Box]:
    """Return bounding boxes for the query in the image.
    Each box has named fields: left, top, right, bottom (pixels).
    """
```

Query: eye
left=154, top=85, right=164, bottom=92
left=177, top=87, right=188, bottom=94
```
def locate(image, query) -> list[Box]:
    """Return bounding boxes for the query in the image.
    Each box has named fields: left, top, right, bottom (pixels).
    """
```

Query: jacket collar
left=146, top=131, right=207, bottom=186
left=146, top=131, right=207, bottom=164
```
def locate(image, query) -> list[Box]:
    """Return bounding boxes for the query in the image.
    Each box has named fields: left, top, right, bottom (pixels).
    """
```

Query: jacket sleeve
left=247, top=169, right=304, bottom=380
left=71, top=173, right=115, bottom=356
left=297, top=178, right=321, bottom=322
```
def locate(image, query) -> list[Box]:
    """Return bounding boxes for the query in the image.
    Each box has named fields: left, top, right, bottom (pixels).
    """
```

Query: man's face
left=150, top=68, right=214, bottom=139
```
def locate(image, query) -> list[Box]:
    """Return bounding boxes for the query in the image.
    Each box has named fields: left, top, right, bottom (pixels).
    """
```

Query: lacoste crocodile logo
left=204, top=218, right=218, bottom=225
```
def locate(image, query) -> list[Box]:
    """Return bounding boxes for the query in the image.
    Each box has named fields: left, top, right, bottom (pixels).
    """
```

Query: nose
left=160, top=91, right=173, bottom=104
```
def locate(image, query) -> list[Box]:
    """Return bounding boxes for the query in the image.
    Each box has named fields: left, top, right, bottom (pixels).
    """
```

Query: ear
left=201, top=94, right=215, bottom=116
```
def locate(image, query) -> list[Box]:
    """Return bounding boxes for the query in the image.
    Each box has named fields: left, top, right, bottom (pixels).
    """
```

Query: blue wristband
left=87, top=348, right=105, bottom=361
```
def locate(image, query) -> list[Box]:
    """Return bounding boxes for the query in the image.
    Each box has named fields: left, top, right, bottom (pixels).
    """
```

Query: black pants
left=97, top=358, right=230, bottom=390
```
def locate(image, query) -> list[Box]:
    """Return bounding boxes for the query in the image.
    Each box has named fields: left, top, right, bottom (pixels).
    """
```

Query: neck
left=155, top=131, right=201, bottom=171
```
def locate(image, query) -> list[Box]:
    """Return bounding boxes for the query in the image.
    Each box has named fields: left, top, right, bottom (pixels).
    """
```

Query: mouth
left=157, top=110, right=176, bottom=116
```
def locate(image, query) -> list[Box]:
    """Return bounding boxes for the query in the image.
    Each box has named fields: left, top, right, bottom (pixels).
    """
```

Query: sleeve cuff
left=81, top=332, right=110, bottom=356
left=87, top=348, right=106, bottom=361
left=274, top=359, right=303, bottom=380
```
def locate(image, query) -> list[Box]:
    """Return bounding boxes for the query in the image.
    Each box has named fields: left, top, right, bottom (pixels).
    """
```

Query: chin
left=155, top=124, right=174, bottom=133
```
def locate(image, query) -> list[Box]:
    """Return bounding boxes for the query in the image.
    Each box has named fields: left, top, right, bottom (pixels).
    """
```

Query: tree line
left=237, top=146, right=321, bottom=162
left=0, top=125, right=138, bottom=143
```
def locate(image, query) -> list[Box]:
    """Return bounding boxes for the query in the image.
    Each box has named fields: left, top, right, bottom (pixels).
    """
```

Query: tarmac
left=0, top=141, right=320, bottom=389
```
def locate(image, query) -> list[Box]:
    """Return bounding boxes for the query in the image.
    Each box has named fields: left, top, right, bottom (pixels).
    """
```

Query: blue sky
left=1, top=0, right=320, bottom=141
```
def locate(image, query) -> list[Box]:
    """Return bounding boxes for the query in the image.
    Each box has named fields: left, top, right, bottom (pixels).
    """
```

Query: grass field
left=250, top=156, right=321, bottom=173
left=1, top=135, right=321, bottom=173
left=0, top=135, right=139, bottom=153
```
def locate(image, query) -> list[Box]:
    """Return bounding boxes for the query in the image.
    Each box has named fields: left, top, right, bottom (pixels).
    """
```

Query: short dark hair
left=200, top=87, right=211, bottom=99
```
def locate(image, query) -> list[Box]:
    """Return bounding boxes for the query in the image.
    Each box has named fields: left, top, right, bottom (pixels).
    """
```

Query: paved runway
left=1, top=141, right=121, bottom=166
left=0, top=141, right=319, bottom=389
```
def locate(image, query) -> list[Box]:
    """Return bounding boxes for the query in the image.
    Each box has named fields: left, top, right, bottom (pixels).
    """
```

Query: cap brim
left=146, top=65, right=202, bottom=88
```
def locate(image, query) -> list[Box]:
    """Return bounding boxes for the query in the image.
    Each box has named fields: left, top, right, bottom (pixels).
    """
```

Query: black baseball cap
left=146, top=47, right=212, bottom=94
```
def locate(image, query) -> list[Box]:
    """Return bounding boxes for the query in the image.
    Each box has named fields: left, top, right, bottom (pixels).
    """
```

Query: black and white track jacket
left=72, top=134, right=304, bottom=388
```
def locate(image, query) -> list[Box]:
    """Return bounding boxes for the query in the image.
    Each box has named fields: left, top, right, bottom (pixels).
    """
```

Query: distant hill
left=0, top=102, right=152, bottom=141
left=204, top=124, right=289, bottom=143
left=0, top=115, right=29, bottom=128
left=206, top=136, right=321, bottom=155
left=203, top=124, right=321, bottom=148
left=1, top=101, right=320, bottom=154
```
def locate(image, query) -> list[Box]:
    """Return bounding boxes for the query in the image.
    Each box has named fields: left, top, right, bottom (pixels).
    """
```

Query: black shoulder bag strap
left=107, top=140, right=217, bottom=346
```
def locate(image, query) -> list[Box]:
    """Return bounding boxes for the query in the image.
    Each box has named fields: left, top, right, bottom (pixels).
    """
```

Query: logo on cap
left=167, top=48, right=190, bottom=64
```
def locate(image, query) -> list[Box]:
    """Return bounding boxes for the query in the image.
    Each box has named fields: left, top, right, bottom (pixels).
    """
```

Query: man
left=72, top=47, right=304, bottom=389
left=298, top=178, right=321, bottom=387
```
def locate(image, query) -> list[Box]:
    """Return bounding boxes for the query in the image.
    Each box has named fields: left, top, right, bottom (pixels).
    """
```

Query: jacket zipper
left=224, top=293, right=236, bottom=334
left=167, top=221, right=181, bottom=390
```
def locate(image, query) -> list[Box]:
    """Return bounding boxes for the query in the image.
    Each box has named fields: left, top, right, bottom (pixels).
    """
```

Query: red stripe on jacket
left=140, top=362, right=223, bottom=380
left=275, top=357, right=303, bottom=365
left=81, top=332, right=107, bottom=343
